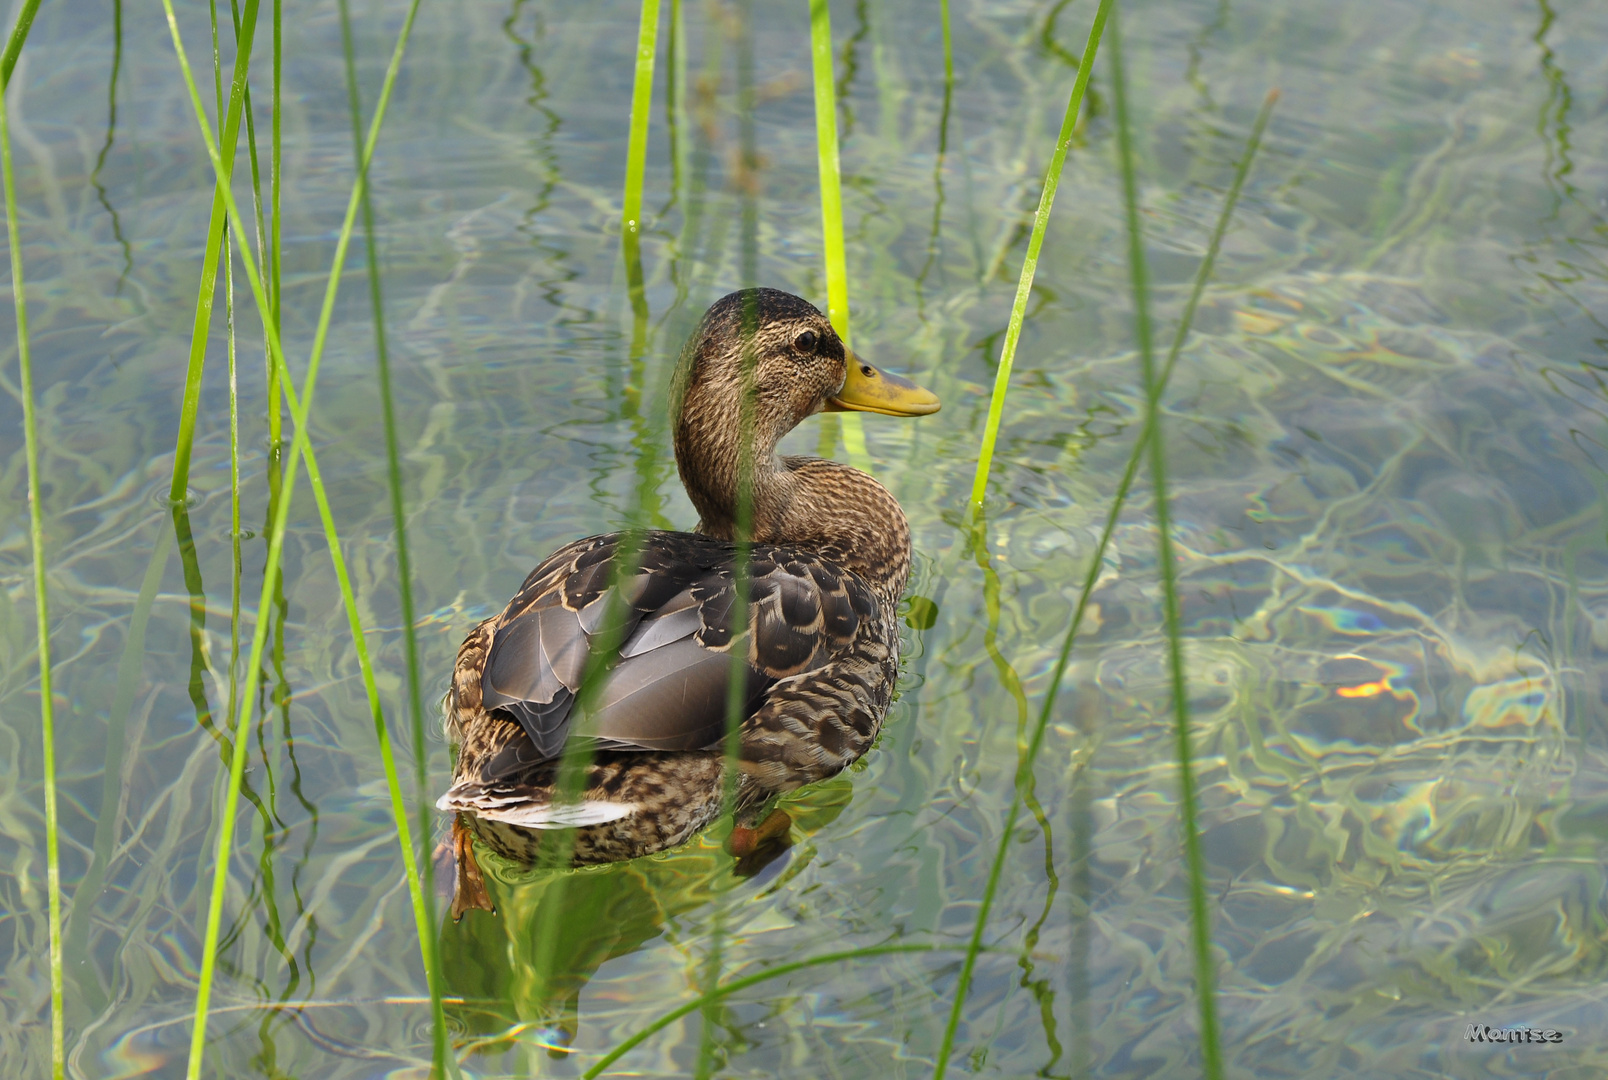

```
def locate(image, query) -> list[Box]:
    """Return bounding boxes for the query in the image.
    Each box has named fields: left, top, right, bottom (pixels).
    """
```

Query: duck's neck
left=678, top=443, right=912, bottom=606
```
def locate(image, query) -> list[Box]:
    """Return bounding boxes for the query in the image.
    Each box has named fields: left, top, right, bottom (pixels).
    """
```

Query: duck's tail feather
left=436, top=780, right=636, bottom=829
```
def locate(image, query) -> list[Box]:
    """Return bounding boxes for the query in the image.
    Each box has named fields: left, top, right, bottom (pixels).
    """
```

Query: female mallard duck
left=439, top=288, right=938, bottom=915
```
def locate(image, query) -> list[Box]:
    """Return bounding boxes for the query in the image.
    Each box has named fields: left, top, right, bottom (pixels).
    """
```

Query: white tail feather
left=436, top=784, right=637, bottom=829
left=488, top=800, right=637, bottom=828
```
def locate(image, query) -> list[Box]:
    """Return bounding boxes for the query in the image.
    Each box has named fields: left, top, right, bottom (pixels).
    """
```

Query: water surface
left=1, top=0, right=1606, bottom=1076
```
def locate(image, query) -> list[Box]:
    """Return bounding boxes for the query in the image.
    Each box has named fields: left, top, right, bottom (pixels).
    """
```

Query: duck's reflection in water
left=439, top=780, right=851, bottom=1059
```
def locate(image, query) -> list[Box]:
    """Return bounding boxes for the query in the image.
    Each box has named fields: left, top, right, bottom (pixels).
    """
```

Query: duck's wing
left=475, top=532, right=873, bottom=779
left=479, top=532, right=695, bottom=763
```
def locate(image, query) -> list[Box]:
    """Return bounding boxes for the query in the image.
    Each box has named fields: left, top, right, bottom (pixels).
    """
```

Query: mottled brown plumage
left=439, top=288, right=938, bottom=916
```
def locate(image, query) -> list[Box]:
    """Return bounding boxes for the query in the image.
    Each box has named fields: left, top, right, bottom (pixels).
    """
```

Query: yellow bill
left=826, top=354, right=941, bottom=416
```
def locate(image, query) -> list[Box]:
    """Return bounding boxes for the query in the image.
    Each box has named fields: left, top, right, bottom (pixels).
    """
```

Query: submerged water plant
left=1, top=8, right=61, bottom=1076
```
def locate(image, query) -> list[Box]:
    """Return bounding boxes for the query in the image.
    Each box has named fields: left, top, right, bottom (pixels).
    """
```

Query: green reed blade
left=807, top=0, right=870, bottom=470
left=268, top=0, right=282, bottom=456
left=621, top=0, right=659, bottom=410
left=154, top=2, right=442, bottom=1076
left=166, top=0, right=263, bottom=506
left=211, top=0, right=240, bottom=813
left=966, top=0, right=1111, bottom=509
left=808, top=0, right=848, bottom=335
left=1109, top=7, right=1222, bottom=1073
left=335, top=2, right=439, bottom=1046
left=522, top=202, right=676, bottom=994
left=220, top=227, right=276, bottom=1058
left=736, top=0, right=757, bottom=289
left=225, top=226, right=242, bottom=820
left=693, top=17, right=762, bottom=1076
left=585, top=943, right=983, bottom=1078
left=522, top=0, right=669, bottom=1005
left=0, top=0, right=40, bottom=88
left=1000, top=83, right=1276, bottom=1077
left=622, top=0, right=661, bottom=320
left=523, top=525, right=654, bottom=982
left=697, top=298, right=760, bottom=1080
left=225, top=0, right=273, bottom=364
left=1, top=36, right=63, bottom=1080
left=520, top=484, right=668, bottom=993
left=209, top=0, right=224, bottom=116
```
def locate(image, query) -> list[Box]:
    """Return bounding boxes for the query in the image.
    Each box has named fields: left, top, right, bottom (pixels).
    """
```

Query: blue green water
left=1, top=0, right=1606, bottom=1076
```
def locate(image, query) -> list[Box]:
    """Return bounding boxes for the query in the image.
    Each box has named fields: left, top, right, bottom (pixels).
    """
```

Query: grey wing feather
left=588, top=636, right=768, bottom=750
left=477, top=532, right=871, bottom=772
left=619, top=589, right=700, bottom=658
left=481, top=599, right=588, bottom=759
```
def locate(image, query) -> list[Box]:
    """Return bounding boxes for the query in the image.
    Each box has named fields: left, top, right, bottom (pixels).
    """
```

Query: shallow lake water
left=1, top=0, right=1606, bottom=1076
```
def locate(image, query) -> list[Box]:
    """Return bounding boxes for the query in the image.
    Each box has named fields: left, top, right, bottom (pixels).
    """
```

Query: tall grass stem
left=966, top=0, right=1111, bottom=509
left=0, top=0, right=41, bottom=87
left=268, top=0, right=282, bottom=457
left=622, top=0, right=661, bottom=318
left=166, top=0, right=262, bottom=504
left=224, top=228, right=243, bottom=856
left=334, top=10, right=441, bottom=1066
left=1, top=28, right=63, bottom=1078
left=694, top=18, right=760, bottom=1075
left=522, top=0, right=668, bottom=1013
left=808, top=0, right=848, bottom=337
left=807, top=0, right=870, bottom=470
left=1109, top=7, right=1224, bottom=1073
left=225, top=0, right=273, bottom=388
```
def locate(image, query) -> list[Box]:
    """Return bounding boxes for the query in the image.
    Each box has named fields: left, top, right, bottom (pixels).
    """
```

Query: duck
left=438, top=288, right=939, bottom=917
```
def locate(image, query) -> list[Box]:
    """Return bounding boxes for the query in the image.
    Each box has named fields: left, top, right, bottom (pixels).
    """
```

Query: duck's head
left=670, top=288, right=938, bottom=536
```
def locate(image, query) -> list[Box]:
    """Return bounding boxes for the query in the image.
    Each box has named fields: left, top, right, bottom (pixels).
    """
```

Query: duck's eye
left=794, top=330, right=818, bottom=353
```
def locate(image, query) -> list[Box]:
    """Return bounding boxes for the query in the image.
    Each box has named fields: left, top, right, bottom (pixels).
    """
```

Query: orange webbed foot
left=450, top=815, right=496, bottom=921
left=726, top=808, right=793, bottom=858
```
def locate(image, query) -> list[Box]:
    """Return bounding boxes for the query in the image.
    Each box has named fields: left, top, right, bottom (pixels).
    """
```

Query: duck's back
left=446, top=529, right=898, bottom=795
